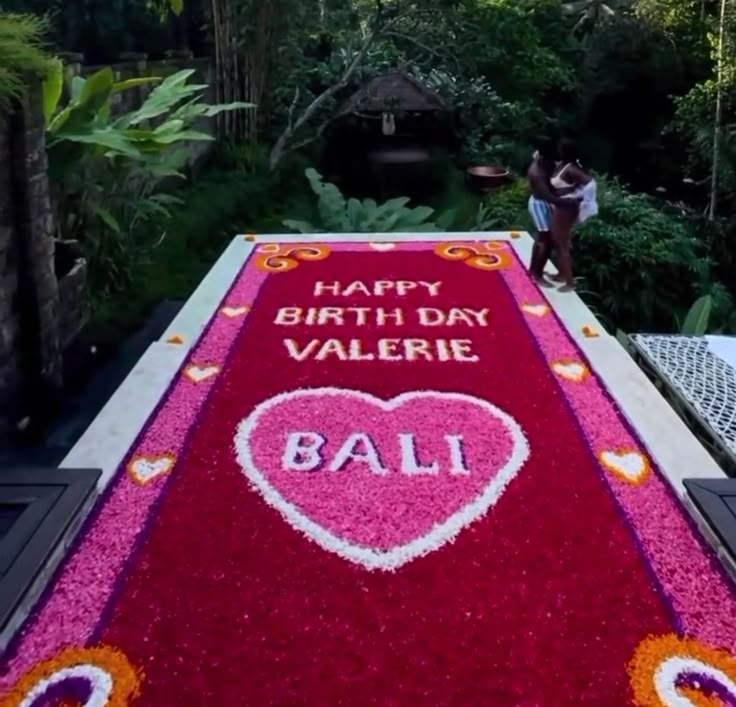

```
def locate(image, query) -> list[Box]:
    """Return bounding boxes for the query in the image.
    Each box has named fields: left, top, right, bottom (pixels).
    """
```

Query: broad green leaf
left=54, top=129, right=141, bottom=157
left=403, top=223, right=440, bottom=232
left=93, top=205, right=121, bottom=234
left=154, top=119, right=185, bottom=134
left=435, top=208, right=457, bottom=230
left=70, top=75, right=86, bottom=103
left=202, top=102, right=255, bottom=116
left=112, top=76, right=162, bottom=93
left=149, top=194, right=185, bottom=206
left=374, top=211, right=401, bottom=232
left=42, top=58, right=64, bottom=126
left=150, top=129, right=214, bottom=144
left=396, top=205, right=435, bottom=227
left=48, top=104, right=74, bottom=133
left=346, top=198, right=362, bottom=230
left=79, top=67, right=114, bottom=107
left=681, top=295, right=713, bottom=335
left=378, top=197, right=410, bottom=212
left=283, top=219, right=318, bottom=234
left=169, top=0, right=184, bottom=14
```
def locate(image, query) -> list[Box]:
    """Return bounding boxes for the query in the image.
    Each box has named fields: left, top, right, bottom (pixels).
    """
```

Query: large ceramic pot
left=465, top=165, right=510, bottom=192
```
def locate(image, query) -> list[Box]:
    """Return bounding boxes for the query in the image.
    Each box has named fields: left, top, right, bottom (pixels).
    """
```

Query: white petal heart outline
left=235, top=387, right=530, bottom=571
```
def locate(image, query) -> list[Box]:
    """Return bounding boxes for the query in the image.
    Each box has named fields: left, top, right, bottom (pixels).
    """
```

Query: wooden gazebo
left=324, top=72, right=452, bottom=198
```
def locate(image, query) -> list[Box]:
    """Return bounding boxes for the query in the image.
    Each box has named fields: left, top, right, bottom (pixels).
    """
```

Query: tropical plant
left=44, top=64, right=252, bottom=170
left=0, top=12, right=50, bottom=109
left=680, top=294, right=713, bottom=334
left=283, top=168, right=442, bottom=233
left=43, top=62, right=253, bottom=293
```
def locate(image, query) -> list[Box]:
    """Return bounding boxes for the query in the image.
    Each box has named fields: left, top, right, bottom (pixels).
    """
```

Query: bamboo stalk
left=708, top=0, right=728, bottom=220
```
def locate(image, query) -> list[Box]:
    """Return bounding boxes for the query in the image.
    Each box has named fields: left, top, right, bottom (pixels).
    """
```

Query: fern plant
left=0, top=12, right=51, bottom=110
left=283, top=169, right=441, bottom=233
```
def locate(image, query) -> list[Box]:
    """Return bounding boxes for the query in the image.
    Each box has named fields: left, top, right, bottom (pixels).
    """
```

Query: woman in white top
left=550, top=140, right=595, bottom=292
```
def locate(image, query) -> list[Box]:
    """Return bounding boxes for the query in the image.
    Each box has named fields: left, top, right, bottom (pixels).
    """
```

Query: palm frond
left=0, top=12, right=51, bottom=110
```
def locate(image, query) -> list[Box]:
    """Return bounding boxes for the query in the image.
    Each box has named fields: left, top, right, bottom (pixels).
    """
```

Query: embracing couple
left=527, top=137, right=597, bottom=293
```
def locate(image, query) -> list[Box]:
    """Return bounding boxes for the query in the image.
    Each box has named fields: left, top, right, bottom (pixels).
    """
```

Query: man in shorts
left=527, top=138, right=581, bottom=286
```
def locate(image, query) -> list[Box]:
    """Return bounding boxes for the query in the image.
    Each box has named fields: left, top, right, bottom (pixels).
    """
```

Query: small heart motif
left=369, top=243, right=396, bottom=252
left=582, top=325, right=600, bottom=338
left=510, top=232, right=522, bottom=239
left=221, top=305, right=250, bottom=318
left=552, top=360, right=588, bottom=382
left=599, top=450, right=650, bottom=485
left=184, top=364, right=221, bottom=383
left=167, top=334, right=185, bottom=344
left=128, top=454, right=176, bottom=484
left=522, top=304, right=550, bottom=317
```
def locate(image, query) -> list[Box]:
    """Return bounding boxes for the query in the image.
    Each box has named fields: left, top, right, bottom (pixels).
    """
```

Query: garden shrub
left=574, top=179, right=724, bottom=333
left=479, top=178, right=729, bottom=333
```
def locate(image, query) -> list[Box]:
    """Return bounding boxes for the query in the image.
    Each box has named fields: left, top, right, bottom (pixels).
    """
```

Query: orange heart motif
left=599, top=450, right=651, bottom=485
left=522, top=303, right=550, bottom=318
left=552, top=360, right=589, bottom=383
left=221, top=305, right=249, bottom=318
left=128, top=454, right=176, bottom=484
left=582, top=325, right=600, bottom=338
left=166, top=334, right=185, bottom=344
left=184, top=364, right=221, bottom=383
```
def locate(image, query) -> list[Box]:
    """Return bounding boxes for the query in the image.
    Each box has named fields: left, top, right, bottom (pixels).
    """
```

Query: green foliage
left=573, top=179, right=722, bottom=332
left=89, top=149, right=315, bottom=336
left=417, top=69, right=539, bottom=170
left=45, top=67, right=252, bottom=168
left=474, top=180, right=532, bottom=231
left=0, top=12, right=51, bottom=109
left=451, top=0, right=575, bottom=101
left=283, top=169, right=441, bottom=233
left=477, top=177, right=730, bottom=333
left=680, top=294, right=712, bottom=335
left=45, top=65, right=253, bottom=294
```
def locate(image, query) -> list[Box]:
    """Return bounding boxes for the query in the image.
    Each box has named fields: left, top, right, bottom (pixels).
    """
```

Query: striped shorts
left=528, top=196, right=553, bottom=233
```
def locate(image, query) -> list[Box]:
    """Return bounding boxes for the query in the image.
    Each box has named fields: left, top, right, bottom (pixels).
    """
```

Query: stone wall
left=0, top=83, right=63, bottom=438
left=0, top=117, right=24, bottom=434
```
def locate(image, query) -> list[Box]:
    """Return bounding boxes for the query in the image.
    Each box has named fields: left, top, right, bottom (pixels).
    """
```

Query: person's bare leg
left=551, top=207, right=577, bottom=291
left=530, top=231, right=553, bottom=287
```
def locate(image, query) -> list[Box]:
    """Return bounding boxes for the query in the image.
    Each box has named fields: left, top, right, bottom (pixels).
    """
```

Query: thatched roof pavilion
left=335, top=72, right=448, bottom=118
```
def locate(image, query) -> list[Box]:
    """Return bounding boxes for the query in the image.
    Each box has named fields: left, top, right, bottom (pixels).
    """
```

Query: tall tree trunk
left=709, top=0, right=728, bottom=220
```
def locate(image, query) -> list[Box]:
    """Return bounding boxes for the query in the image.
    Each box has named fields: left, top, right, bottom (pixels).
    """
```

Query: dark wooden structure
left=324, top=72, right=453, bottom=199
left=0, top=467, right=100, bottom=651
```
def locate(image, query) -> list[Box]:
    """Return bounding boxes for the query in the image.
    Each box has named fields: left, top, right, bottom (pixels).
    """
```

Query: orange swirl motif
left=255, top=244, right=331, bottom=273
left=1, top=645, right=142, bottom=707
left=629, top=634, right=736, bottom=707
left=434, top=242, right=512, bottom=271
